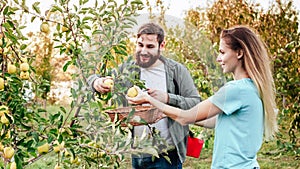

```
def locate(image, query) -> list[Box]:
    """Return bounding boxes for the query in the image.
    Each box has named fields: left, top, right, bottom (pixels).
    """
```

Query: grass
left=27, top=140, right=299, bottom=169
left=24, top=104, right=299, bottom=169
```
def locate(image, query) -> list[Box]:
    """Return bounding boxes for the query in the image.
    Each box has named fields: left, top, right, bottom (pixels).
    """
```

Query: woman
left=127, top=25, right=278, bottom=169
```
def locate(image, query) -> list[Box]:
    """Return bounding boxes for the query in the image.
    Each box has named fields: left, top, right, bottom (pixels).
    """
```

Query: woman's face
left=217, top=39, right=241, bottom=74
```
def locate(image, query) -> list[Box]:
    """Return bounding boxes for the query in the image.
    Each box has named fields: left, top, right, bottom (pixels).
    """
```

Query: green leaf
left=63, top=60, right=72, bottom=72
left=32, top=2, right=41, bottom=14
left=82, top=16, right=94, bottom=21
left=51, top=5, right=63, bottom=13
left=4, top=31, right=18, bottom=44
left=59, top=106, right=67, bottom=114
left=3, top=6, right=9, bottom=15
left=13, top=0, right=19, bottom=5
left=143, top=147, right=159, bottom=158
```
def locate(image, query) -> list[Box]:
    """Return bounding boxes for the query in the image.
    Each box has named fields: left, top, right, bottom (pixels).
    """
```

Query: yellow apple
left=8, top=63, right=17, bottom=74
left=37, top=143, right=49, bottom=154
left=5, top=130, right=11, bottom=138
left=1, top=115, right=9, bottom=124
left=3, top=146, right=14, bottom=159
left=0, top=33, right=3, bottom=46
left=71, top=156, right=78, bottom=164
left=0, top=77, right=4, bottom=91
left=20, top=71, right=30, bottom=80
left=127, top=87, right=138, bottom=98
left=20, top=62, right=29, bottom=71
left=0, top=142, right=4, bottom=151
left=0, top=105, right=9, bottom=116
left=53, top=145, right=60, bottom=153
left=54, top=164, right=62, bottom=169
left=40, top=22, right=50, bottom=34
left=62, top=25, right=69, bottom=32
left=59, top=127, right=65, bottom=133
left=53, top=141, right=65, bottom=153
left=1, top=129, right=10, bottom=138
left=104, top=79, right=114, bottom=89
left=10, top=162, right=16, bottom=169
left=75, top=158, right=81, bottom=165
left=64, top=149, right=71, bottom=157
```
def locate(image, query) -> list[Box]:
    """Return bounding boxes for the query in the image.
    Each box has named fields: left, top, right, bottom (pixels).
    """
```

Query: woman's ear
left=237, top=50, right=244, bottom=60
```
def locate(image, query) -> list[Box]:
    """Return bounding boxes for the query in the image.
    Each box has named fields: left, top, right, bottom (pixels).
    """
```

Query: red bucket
left=186, top=136, right=204, bottom=158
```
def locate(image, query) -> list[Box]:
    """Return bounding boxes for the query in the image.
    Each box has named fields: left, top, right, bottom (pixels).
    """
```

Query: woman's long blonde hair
left=221, top=25, right=278, bottom=140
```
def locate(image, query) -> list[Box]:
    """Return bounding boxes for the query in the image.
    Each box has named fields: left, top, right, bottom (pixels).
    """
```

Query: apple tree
left=0, top=0, right=169, bottom=168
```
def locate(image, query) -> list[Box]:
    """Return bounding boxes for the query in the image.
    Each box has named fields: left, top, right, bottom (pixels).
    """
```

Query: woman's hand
left=126, top=86, right=150, bottom=105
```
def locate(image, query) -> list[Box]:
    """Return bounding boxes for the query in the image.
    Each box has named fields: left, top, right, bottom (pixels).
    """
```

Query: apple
left=37, top=143, right=49, bottom=154
left=0, top=142, right=4, bottom=151
left=10, top=162, right=16, bottom=169
left=103, top=79, right=114, bottom=89
left=62, top=25, right=69, bottom=32
left=54, top=164, right=62, bottom=169
left=1, top=115, right=9, bottom=124
left=5, top=130, right=11, bottom=138
left=71, top=156, right=78, bottom=163
left=0, top=105, right=9, bottom=116
left=0, top=33, right=3, bottom=46
left=0, top=77, right=4, bottom=91
left=53, top=141, right=65, bottom=153
left=40, top=22, right=50, bottom=34
left=20, top=62, right=29, bottom=71
left=3, top=146, right=15, bottom=159
left=127, top=87, right=138, bottom=98
left=8, top=63, right=17, bottom=74
left=20, top=71, right=30, bottom=80
left=64, top=149, right=71, bottom=157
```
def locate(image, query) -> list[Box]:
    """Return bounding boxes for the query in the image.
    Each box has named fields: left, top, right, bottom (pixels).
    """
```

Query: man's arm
left=87, top=74, right=99, bottom=92
left=168, top=63, right=201, bottom=110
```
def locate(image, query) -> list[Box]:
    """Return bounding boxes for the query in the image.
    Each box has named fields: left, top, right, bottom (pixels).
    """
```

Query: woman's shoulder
left=224, top=78, right=258, bottom=96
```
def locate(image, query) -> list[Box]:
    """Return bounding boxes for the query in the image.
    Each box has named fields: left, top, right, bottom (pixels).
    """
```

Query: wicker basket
left=105, top=106, right=165, bottom=126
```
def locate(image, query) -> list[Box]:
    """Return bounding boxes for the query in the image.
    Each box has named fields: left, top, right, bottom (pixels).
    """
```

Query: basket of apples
left=105, top=87, right=165, bottom=126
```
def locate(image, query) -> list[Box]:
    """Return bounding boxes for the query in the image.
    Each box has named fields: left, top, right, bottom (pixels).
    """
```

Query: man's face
left=135, top=34, right=163, bottom=68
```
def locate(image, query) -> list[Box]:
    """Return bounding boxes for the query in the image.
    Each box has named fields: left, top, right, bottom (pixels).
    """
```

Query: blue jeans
left=132, top=149, right=182, bottom=169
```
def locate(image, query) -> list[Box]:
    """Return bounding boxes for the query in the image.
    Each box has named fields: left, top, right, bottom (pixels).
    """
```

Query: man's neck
left=148, top=59, right=163, bottom=68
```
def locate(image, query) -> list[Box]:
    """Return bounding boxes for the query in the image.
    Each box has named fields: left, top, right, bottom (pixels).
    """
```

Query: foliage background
left=0, top=0, right=299, bottom=168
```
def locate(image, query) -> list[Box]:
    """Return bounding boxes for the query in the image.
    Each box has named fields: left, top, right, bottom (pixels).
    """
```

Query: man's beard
left=135, top=50, right=160, bottom=68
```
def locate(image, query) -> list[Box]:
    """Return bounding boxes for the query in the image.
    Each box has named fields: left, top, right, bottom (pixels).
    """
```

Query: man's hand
left=147, top=89, right=169, bottom=104
left=93, top=77, right=113, bottom=93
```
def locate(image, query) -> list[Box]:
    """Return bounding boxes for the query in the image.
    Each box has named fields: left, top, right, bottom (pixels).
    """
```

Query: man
left=87, top=23, right=200, bottom=169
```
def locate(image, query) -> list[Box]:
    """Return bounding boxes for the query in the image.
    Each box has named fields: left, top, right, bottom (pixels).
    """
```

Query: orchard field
left=0, top=0, right=299, bottom=168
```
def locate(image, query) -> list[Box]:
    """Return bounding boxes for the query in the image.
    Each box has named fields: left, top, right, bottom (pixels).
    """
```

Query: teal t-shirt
left=208, top=78, right=263, bottom=169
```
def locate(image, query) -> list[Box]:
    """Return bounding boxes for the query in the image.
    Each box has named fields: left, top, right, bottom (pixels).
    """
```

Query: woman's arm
left=194, top=116, right=217, bottom=129
left=127, top=88, right=222, bottom=125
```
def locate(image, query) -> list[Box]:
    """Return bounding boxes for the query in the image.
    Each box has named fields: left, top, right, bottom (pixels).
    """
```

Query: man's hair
left=137, top=23, right=165, bottom=45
